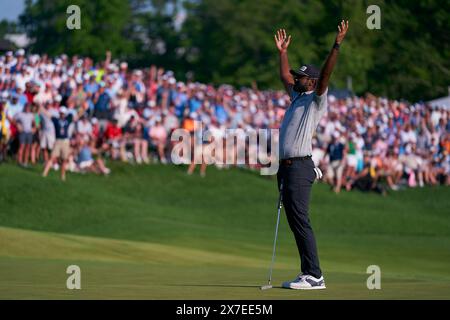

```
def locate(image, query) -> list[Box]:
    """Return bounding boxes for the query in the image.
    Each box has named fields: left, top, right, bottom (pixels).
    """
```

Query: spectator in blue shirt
left=42, top=105, right=87, bottom=181
left=93, top=84, right=111, bottom=130
left=14, top=87, right=28, bottom=108
left=174, top=85, right=188, bottom=119
left=84, top=76, right=99, bottom=95
left=326, top=133, right=346, bottom=193
left=189, top=96, right=202, bottom=113
left=214, top=103, right=228, bottom=125
left=6, top=95, right=24, bottom=119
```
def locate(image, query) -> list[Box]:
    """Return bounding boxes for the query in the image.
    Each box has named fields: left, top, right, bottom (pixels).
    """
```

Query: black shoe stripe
left=305, top=278, right=324, bottom=286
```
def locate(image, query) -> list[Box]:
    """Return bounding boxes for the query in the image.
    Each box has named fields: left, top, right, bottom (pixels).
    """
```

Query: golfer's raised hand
left=335, top=20, right=349, bottom=44
left=274, top=29, right=291, bottom=53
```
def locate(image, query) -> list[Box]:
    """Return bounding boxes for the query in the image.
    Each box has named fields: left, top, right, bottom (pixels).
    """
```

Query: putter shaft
left=262, top=181, right=283, bottom=290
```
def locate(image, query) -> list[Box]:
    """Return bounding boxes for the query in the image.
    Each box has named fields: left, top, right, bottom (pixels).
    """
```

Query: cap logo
left=300, top=66, right=307, bottom=71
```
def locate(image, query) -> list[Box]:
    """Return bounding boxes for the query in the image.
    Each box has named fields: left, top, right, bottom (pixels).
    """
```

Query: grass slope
left=0, top=162, right=449, bottom=299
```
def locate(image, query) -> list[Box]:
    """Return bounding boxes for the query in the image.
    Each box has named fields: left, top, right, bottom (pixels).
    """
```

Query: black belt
left=280, top=155, right=312, bottom=166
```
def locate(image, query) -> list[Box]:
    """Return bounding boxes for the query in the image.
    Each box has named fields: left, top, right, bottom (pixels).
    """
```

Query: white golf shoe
left=283, top=274, right=326, bottom=290
left=281, top=273, right=306, bottom=289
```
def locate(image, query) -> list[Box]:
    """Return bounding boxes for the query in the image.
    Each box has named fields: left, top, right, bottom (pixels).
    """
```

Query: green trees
left=0, top=20, right=18, bottom=39
left=368, top=0, right=450, bottom=101
left=181, top=0, right=326, bottom=88
left=20, top=0, right=134, bottom=61
left=17, top=0, right=449, bottom=101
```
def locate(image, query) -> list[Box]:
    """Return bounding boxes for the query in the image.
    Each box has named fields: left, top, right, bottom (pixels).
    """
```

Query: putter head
left=260, top=285, right=273, bottom=290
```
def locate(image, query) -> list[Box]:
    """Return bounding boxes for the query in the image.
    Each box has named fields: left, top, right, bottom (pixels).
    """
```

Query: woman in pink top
left=150, top=117, right=167, bottom=164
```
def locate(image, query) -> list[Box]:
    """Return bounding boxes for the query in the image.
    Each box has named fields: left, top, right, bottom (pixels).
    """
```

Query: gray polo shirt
left=14, top=112, right=35, bottom=133
left=279, top=88, right=328, bottom=159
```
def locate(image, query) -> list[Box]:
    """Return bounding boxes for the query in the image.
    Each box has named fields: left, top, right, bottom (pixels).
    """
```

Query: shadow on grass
left=166, top=283, right=266, bottom=289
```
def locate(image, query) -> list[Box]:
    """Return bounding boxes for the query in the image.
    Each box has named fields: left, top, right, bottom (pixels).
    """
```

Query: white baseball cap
left=143, top=108, right=152, bottom=119
left=46, top=65, right=55, bottom=73
left=29, top=55, right=39, bottom=64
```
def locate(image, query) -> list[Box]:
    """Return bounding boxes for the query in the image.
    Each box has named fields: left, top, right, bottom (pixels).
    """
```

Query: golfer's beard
left=293, top=83, right=307, bottom=93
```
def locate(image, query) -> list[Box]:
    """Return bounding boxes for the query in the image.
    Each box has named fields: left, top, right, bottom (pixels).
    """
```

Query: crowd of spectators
left=0, top=49, right=448, bottom=191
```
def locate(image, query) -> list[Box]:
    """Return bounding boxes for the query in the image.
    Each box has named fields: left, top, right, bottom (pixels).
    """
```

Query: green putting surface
left=0, top=162, right=449, bottom=299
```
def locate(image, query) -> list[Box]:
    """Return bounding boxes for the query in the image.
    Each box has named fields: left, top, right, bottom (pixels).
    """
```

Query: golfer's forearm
left=279, top=51, right=292, bottom=83
left=317, top=47, right=339, bottom=94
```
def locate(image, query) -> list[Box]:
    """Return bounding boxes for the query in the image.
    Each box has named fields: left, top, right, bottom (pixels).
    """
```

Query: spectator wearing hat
left=42, top=104, right=87, bottom=181
left=343, top=132, right=358, bottom=191
left=74, top=135, right=110, bottom=175
left=39, top=102, right=56, bottom=163
left=12, top=49, right=26, bottom=74
left=76, top=111, right=93, bottom=141
left=34, top=82, right=53, bottom=105
left=104, top=118, right=123, bottom=160
left=7, top=94, right=24, bottom=119
left=351, top=153, right=387, bottom=195
left=24, top=82, right=38, bottom=105
left=119, top=62, right=128, bottom=81
left=186, top=128, right=208, bottom=177
left=69, top=81, right=87, bottom=110
left=133, top=120, right=149, bottom=164
left=122, top=115, right=139, bottom=163
left=326, top=132, right=346, bottom=193
left=4, top=51, right=15, bottom=69
left=384, top=149, right=403, bottom=190
left=93, top=83, right=111, bottom=130
left=30, top=103, right=42, bottom=164
left=14, top=103, right=35, bottom=167
left=84, top=75, right=99, bottom=95
left=14, top=87, right=28, bottom=108
left=149, top=116, right=167, bottom=164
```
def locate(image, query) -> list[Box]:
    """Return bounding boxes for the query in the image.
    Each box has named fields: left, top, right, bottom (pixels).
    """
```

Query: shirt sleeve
left=313, top=87, right=328, bottom=112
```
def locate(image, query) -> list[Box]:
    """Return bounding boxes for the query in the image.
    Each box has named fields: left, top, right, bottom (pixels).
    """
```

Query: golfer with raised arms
left=274, top=21, right=349, bottom=290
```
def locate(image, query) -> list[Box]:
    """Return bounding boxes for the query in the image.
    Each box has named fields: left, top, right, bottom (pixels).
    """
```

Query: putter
left=261, top=180, right=283, bottom=290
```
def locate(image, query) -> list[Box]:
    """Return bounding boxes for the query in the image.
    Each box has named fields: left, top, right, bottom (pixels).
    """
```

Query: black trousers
left=277, top=158, right=322, bottom=278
